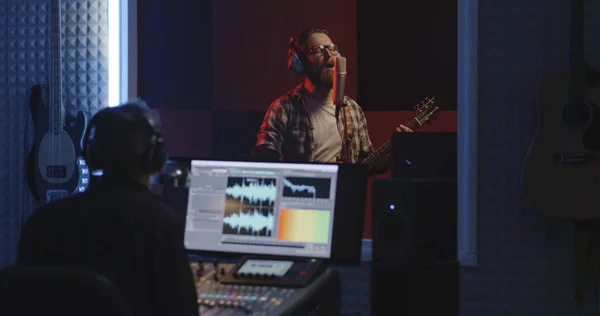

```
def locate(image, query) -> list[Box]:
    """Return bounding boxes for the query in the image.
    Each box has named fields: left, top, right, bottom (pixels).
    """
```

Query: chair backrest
left=0, top=265, right=133, bottom=316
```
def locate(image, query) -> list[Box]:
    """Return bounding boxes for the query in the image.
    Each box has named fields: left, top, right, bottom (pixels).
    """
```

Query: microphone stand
left=333, top=55, right=348, bottom=163
left=336, top=101, right=350, bottom=163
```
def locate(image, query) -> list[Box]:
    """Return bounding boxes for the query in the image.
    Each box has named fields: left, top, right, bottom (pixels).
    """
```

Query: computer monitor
left=166, top=159, right=367, bottom=264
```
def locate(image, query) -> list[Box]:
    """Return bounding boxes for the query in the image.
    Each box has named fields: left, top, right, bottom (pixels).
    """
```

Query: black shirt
left=17, top=180, right=199, bottom=316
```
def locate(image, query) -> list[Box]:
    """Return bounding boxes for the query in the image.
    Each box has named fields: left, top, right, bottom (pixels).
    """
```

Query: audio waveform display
left=282, top=177, right=331, bottom=199
left=222, top=207, right=275, bottom=236
left=276, top=209, right=330, bottom=243
left=225, top=176, right=277, bottom=207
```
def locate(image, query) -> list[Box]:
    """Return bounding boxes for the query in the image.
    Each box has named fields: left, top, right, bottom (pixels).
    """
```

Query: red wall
left=151, top=0, right=457, bottom=239
left=212, top=0, right=358, bottom=111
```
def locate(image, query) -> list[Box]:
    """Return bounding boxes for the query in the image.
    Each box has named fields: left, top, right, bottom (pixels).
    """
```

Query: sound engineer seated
left=17, top=100, right=199, bottom=316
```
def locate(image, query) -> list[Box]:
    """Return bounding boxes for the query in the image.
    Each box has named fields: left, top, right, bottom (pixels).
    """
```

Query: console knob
left=200, top=299, right=211, bottom=306
left=213, top=273, right=219, bottom=282
left=195, top=265, right=204, bottom=277
left=220, top=267, right=226, bottom=276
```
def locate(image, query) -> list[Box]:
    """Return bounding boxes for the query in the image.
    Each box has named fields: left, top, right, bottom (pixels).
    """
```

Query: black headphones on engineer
left=83, top=98, right=168, bottom=175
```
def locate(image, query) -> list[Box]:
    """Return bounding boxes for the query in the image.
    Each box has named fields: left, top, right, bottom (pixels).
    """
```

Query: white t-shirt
left=303, top=97, right=342, bottom=162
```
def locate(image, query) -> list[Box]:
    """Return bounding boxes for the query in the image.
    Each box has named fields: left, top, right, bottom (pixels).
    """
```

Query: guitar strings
left=361, top=98, right=436, bottom=171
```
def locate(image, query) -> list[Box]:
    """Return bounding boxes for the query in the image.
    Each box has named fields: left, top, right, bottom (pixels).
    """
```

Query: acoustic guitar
left=26, top=0, right=90, bottom=203
left=521, top=0, right=600, bottom=218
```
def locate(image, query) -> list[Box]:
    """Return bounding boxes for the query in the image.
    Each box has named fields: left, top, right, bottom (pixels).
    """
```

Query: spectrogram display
left=282, top=177, right=331, bottom=199
left=276, top=209, right=331, bottom=244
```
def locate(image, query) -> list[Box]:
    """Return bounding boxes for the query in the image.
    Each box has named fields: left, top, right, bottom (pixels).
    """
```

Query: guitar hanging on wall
left=26, top=0, right=90, bottom=203
left=521, top=0, right=600, bottom=218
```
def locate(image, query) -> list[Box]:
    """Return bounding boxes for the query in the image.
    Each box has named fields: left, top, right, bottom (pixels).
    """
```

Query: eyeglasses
left=307, top=44, right=339, bottom=57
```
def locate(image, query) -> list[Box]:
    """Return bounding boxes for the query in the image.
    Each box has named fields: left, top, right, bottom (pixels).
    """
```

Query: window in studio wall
left=107, top=0, right=133, bottom=107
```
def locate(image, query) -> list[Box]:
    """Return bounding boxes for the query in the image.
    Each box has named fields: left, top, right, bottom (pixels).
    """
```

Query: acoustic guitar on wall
left=26, top=0, right=90, bottom=203
left=521, top=0, right=600, bottom=218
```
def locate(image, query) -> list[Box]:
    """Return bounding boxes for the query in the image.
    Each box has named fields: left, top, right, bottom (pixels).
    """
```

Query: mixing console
left=191, top=260, right=340, bottom=316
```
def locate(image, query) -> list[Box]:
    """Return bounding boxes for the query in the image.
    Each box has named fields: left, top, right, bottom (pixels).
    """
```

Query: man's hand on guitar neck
left=326, top=124, right=414, bottom=164
left=397, top=124, right=414, bottom=132
left=361, top=124, right=413, bottom=172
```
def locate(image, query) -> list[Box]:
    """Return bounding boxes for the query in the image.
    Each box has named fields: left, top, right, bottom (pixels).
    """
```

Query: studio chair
left=0, top=266, right=133, bottom=316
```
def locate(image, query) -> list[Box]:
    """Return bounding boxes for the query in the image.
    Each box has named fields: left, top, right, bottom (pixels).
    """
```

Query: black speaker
left=371, top=178, right=459, bottom=316
left=372, top=260, right=460, bottom=316
left=371, top=178, right=457, bottom=265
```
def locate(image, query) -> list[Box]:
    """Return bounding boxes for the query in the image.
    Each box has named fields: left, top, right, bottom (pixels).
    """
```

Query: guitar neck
left=361, top=117, right=423, bottom=172
left=51, top=0, right=64, bottom=134
left=567, top=0, right=586, bottom=102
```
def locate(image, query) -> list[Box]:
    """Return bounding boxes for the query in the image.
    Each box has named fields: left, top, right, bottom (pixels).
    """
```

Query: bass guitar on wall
left=26, top=0, right=90, bottom=203
left=521, top=0, right=600, bottom=218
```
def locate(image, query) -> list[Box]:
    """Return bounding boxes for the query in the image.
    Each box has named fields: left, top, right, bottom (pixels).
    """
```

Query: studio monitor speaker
left=371, top=178, right=459, bottom=316
left=371, top=178, right=457, bottom=265
left=372, top=260, right=460, bottom=316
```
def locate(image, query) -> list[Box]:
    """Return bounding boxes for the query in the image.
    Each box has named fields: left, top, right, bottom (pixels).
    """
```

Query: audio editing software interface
left=184, top=160, right=339, bottom=258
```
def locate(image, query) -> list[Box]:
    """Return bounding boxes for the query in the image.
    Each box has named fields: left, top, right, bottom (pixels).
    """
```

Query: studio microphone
left=333, top=55, right=349, bottom=163
left=333, top=55, right=347, bottom=106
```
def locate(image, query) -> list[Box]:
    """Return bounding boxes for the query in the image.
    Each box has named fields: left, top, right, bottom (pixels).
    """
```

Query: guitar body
left=26, top=83, right=90, bottom=203
left=522, top=71, right=600, bottom=218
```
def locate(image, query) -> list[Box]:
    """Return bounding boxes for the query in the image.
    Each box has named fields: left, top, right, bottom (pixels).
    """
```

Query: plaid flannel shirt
left=255, top=84, right=374, bottom=163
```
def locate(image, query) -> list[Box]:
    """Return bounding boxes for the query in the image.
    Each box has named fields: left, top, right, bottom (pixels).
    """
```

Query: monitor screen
left=185, top=160, right=340, bottom=258
left=169, top=159, right=367, bottom=263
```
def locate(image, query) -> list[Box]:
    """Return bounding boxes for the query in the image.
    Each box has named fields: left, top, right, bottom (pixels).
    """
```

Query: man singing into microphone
left=252, top=28, right=411, bottom=174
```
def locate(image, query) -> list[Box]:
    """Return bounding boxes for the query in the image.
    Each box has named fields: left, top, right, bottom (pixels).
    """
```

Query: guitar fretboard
left=50, top=0, right=63, bottom=134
